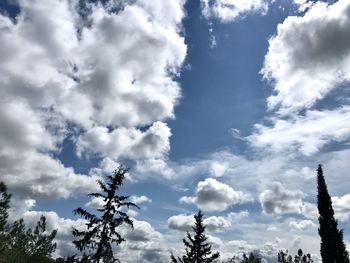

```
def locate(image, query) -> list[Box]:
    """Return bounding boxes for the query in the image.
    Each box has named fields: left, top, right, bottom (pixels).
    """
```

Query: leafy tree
left=171, top=210, right=220, bottom=263
left=72, top=166, right=138, bottom=263
left=317, top=164, right=349, bottom=263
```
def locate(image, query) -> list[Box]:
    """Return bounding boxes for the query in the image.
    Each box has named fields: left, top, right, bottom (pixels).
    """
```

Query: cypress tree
left=317, top=164, right=349, bottom=263
left=171, top=210, right=220, bottom=263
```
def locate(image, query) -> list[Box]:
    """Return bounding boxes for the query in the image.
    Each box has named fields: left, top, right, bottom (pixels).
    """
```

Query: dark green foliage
left=72, top=167, right=138, bottom=263
left=55, top=255, right=92, bottom=263
left=222, top=253, right=261, bottom=263
left=0, top=181, right=57, bottom=263
left=0, top=182, right=11, bottom=254
left=171, top=210, right=220, bottom=263
left=317, top=165, right=349, bottom=263
left=278, top=249, right=313, bottom=263
left=241, top=253, right=262, bottom=263
left=27, top=216, right=57, bottom=261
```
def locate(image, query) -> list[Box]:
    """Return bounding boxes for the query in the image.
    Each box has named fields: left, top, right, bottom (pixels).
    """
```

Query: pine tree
left=241, top=253, right=262, bottom=263
left=317, top=164, right=349, bottom=263
left=27, top=216, right=57, bottom=261
left=171, top=210, right=220, bottom=263
left=72, top=166, right=138, bottom=263
left=0, top=182, right=11, bottom=255
left=277, top=249, right=313, bottom=263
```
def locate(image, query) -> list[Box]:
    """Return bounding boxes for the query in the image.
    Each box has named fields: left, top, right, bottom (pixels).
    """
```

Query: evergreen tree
left=72, top=166, right=138, bottom=263
left=241, top=253, right=262, bottom=263
left=294, top=249, right=313, bottom=263
left=278, top=249, right=313, bottom=263
left=0, top=182, right=57, bottom=263
left=26, top=216, right=57, bottom=261
left=2, top=217, right=57, bottom=263
left=171, top=210, right=220, bottom=263
left=0, top=182, right=11, bottom=254
left=317, top=164, right=349, bottom=263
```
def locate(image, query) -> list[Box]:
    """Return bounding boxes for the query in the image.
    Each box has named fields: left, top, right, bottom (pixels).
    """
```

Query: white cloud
left=262, top=0, right=350, bottom=113
left=259, top=182, right=304, bottom=215
left=289, top=220, right=316, bottom=231
left=332, top=194, right=350, bottom=222
left=168, top=213, right=194, bottom=232
left=168, top=211, right=248, bottom=233
left=129, top=195, right=152, bottom=205
left=201, top=0, right=268, bottom=22
left=0, top=0, right=187, bottom=200
left=249, top=106, right=350, bottom=155
left=293, top=0, right=314, bottom=12
left=179, top=178, right=252, bottom=212
left=76, top=121, right=171, bottom=160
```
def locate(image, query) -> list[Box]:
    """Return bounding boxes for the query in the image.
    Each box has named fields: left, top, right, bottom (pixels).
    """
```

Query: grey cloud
left=262, top=0, right=350, bottom=112
left=259, top=182, right=304, bottom=215
left=0, top=0, right=187, bottom=201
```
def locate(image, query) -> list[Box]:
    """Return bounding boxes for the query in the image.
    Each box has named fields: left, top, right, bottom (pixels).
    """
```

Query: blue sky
left=1, top=0, right=350, bottom=262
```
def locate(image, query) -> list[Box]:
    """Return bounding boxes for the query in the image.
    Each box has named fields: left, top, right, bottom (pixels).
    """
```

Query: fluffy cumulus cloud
left=168, top=211, right=248, bottom=232
left=179, top=178, right=252, bottom=212
left=76, top=121, right=171, bottom=160
left=332, top=194, right=350, bottom=222
left=259, top=182, right=304, bottom=215
left=0, top=0, right=187, bottom=199
left=201, top=0, right=268, bottom=22
left=289, top=220, right=316, bottom=231
left=262, top=0, right=350, bottom=113
left=251, top=0, right=350, bottom=156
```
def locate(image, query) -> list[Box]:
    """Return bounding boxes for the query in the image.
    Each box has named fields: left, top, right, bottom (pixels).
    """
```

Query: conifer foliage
left=72, top=166, right=138, bottom=263
left=317, top=164, right=349, bottom=263
left=277, top=249, right=313, bottom=263
left=0, top=182, right=57, bottom=263
left=171, top=210, right=220, bottom=263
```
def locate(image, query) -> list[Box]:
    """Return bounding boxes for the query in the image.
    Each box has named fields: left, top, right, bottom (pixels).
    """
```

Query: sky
left=1, top=0, right=350, bottom=262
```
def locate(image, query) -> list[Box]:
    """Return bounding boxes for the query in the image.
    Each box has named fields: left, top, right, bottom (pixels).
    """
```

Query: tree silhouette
left=72, top=166, right=138, bottom=263
left=27, top=216, right=57, bottom=261
left=0, top=182, right=57, bottom=263
left=0, top=182, right=11, bottom=254
left=317, top=164, right=349, bottom=263
left=241, top=253, right=262, bottom=263
left=171, top=210, right=220, bottom=263
left=278, top=249, right=313, bottom=263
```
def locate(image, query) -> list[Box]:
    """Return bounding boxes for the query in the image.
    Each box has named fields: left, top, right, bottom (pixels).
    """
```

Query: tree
left=171, top=210, right=220, bottom=263
left=72, top=166, right=138, bottom=263
left=241, top=253, right=262, bottom=263
left=0, top=182, right=11, bottom=254
left=317, top=164, right=349, bottom=263
left=26, top=216, right=57, bottom=261
left=2, top=216, right=57, bottom=263
left=278, top=249, right=313, bottom=263
left=0, top=181, right=57, bottom=263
